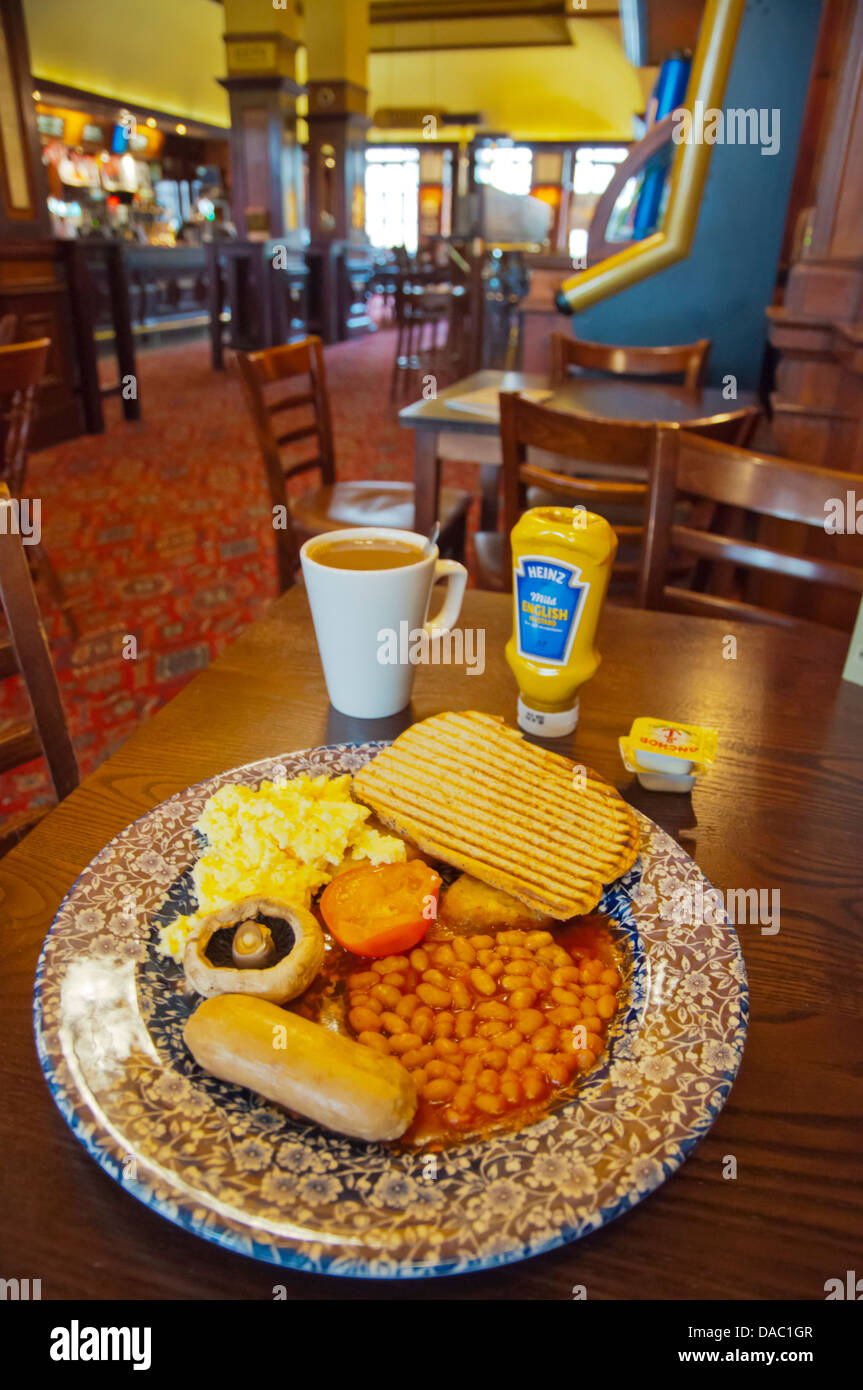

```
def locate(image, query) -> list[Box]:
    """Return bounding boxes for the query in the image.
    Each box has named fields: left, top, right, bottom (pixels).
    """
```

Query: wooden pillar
left=219, top=0, right=305, bottom=243
left=304, top=0, right=373, bottom=342
left=306, top=82, right=370, bottom=244
left=0, top=0, right=92, bottom=445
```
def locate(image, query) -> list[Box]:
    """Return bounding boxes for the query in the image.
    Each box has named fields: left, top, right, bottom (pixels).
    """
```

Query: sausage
left=183, top=994, right=417, bottom=1142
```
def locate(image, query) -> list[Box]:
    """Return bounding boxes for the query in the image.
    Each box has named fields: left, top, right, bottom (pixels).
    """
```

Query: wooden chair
left=390, top=272, right=468, bottom=401
left=474, top=393, right=759, bottom=593
left=236, top=336, right=471, bottom=593
left=0, top=314, right=17, bottom=347
left=0, top=483, right=78, bottom=855
left=638, top=430, right=863, bottom=627
left=0, top=339, right=49, bottom=498
left=551, top=331, right=711, bottom=390
left=0, top=340, right=79, bottom=639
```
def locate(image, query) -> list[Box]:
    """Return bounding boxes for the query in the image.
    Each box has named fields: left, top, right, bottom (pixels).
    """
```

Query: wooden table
left=2, top=588, right=861, bottom=1300
left=400, top=369, right=760, bottom=535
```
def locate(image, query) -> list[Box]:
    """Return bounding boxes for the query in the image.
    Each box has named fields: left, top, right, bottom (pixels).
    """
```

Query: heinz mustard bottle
left=506, top=507, right=617, bottom=736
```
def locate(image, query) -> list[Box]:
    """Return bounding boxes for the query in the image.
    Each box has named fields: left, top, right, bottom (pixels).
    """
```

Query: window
left=568, top=146, right=631, bottom=259
left=365, top=147, right=420, bottom=254
left=572, top=146, right=629, bottom=197
left=475, top=145, right=533, bottom=198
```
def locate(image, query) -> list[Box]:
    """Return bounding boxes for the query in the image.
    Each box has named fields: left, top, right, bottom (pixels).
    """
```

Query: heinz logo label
left=514, top=554, right=589, bottom=666
left=524, top=562, right=568, bottom=584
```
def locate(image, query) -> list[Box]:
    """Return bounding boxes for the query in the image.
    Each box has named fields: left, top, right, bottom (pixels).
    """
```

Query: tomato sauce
left=296, top=907, right=626, bottom=1149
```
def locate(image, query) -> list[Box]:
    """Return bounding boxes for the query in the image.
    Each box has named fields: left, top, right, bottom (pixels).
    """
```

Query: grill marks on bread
left=353, top=712, right=639, bottom=918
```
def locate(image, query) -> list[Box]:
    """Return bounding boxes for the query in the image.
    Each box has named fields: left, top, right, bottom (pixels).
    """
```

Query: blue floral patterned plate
left=33, top=742, right=747, bottom=1279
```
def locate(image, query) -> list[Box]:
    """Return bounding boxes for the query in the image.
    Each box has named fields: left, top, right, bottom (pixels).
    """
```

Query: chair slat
left=0, top=721, right=43, bottom=773
left=671, top=524, right=863, bottom=591
left=661, top=586, right=823, bottom=630
left=676, top=431, right=858, bottom=526
left=519, top=464, right=646, bottom=501
left=275, top=423, right=319, bottom=447
left=282, top=458, right=322, bottom=481
left=551, top=331, right=711, bottom=391
left=267, top=390, right=315, bottom=414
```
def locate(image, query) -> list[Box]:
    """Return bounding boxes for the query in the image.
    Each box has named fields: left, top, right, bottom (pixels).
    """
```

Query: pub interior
left=1, top=0, right=862, bottom=1316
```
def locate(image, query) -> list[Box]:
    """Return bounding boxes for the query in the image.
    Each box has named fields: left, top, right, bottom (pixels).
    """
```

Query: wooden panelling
left=0, top=243, right=87, bottom=448
left=0, top=0, right=50, bottom=241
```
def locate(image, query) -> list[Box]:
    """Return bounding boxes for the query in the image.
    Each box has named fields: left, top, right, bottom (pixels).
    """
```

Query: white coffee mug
left=300, top=527, right=468, bottom=718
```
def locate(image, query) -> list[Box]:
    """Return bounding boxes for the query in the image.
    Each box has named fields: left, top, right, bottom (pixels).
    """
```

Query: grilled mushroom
left=183, top=897, right=325, bottom=1003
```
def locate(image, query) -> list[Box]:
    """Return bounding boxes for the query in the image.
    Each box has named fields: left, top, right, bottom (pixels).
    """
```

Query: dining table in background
left=399, top=369, right=760, bottom=536
left=1, top=587, right=861, bottom=1300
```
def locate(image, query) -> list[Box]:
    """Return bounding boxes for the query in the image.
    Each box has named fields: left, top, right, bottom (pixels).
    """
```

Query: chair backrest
left=551, top=331, right=711, bottom=391
left=0, top=483, right=78, bottom=804
left=0, top=315, right=17, bottom=347
left=497, top=391, right=664, bottom=590
left=0, top=339, right=50, bottom=497
left=496, top=393, right=760, bottom=590
left=394, top=272, right=459, bottom=325
left=236, top=336, right=335, bottom=588
left=639, top=429, right=863, bottom=626
left=236, top=336, right=335, bottom=490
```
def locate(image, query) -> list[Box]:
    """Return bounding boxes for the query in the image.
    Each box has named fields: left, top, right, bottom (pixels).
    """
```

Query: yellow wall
left=368, top=25, right=643, bottom=142
left=306, top=0, right=369, bottom=86
left=24, top=0, right=230, bottom=127
left=24, top=0, right=641, bottom=142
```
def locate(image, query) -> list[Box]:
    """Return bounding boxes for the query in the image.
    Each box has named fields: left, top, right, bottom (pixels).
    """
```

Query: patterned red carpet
left=1, top=329, right=481, bottom=827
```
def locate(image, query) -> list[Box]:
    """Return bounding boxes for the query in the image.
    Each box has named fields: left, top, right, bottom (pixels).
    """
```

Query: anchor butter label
left=514, top=555, right=589, bottom=665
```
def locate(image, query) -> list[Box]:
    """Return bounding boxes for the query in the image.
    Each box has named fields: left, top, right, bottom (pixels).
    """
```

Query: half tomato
left=320, top=859, right=442, bottom=957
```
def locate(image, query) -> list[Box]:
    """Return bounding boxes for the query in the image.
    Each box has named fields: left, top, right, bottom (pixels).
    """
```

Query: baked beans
left=345, top=925, right=623, bottom=1133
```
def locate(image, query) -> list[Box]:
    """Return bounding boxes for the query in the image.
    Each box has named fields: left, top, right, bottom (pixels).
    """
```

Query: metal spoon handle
left=425, top=521, right=440, bottom=557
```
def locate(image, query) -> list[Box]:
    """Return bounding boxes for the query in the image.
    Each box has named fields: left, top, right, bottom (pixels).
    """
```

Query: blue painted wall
left=565, top=0, right=823, bottom=390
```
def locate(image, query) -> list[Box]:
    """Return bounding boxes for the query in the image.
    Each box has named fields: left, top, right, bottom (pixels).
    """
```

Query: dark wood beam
left=371, top=1, right=619, bottom=21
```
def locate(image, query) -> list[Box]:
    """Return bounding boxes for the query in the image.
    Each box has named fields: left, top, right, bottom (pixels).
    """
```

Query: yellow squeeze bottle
left=506, top=507, right=617, bottom=736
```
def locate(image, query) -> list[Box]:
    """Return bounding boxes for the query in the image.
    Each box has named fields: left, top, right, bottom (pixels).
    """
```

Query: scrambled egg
left=158, top=773, right=405, bottom=961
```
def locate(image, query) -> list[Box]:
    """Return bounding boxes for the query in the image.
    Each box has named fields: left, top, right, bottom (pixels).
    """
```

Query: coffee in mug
left=300, top=527, right=467, bottom=719
left=308, top=537, right=425, bottom=571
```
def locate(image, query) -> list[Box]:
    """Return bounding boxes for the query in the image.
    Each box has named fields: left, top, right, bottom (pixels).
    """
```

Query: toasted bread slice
left=352, top=710, right=639, bottom=919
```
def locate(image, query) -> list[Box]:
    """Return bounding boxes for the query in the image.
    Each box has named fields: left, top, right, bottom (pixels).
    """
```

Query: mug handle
left=424, top=559, right=467, bottom=637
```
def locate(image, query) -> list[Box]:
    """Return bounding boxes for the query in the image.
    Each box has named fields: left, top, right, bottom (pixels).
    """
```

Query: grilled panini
left=352, top=710, right=639, bottom=919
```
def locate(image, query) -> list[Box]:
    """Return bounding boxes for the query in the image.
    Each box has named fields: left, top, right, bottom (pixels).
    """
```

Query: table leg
left=413, top=430, right=441, bottom=536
